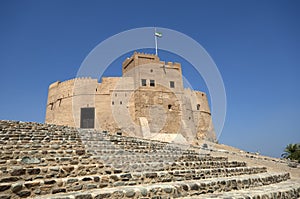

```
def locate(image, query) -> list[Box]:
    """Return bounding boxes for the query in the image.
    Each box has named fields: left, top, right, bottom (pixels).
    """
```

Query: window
left=168, top=104, right=172, bottom=110
left=197, top=104, right=200, bottom=110
left=115, top=93, right=117, bottom=97
left=150, top=69, right=153, bottom=73
left=120, top=101, right=122, bottom=105
left=150, top=79, right=155, bottom=87
left=170, top=81, right=175, bottom=88
left=141, top=79, right=147, bottom=86
left=112, top=101, right=114, bottom=105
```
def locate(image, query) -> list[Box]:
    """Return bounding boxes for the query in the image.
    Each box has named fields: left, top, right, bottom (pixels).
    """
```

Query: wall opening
left=141, top=79, right=147, bottom=86
left=170, top=81, right=175, bottom=88
left=80, top=107, right=95, bottom=129
left=197, top=104, right=200, bottom=110
left=150, top=79, right=155, bottom=87
left=168, top=104, right=172, bottom=110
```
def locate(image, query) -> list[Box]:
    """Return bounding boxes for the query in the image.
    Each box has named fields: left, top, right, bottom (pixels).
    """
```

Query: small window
left=120, top=101, right=122, bottom=105
left=115, top=93, right=117, bottom=97
left=141, top=79, right=147, bottom=86
left=197, top=104, right=200, bottom=110
left=112, top=101, right=114, bottom=105
left=170, top=81, right=175, bottom=88
left=168, top=104, right=172, bottom=110
left=150, top=69, right=153, bottom=73
left=150, top=80, right=155, bottom=87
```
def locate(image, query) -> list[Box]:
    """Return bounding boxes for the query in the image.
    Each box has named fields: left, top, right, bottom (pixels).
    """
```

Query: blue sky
left=0, top=0, right=299, bottom=157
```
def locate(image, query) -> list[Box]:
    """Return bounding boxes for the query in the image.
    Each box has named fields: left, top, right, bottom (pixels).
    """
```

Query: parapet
left=122, top=52, right=182, bottom=74
left=47, top=77, right=98, bottom=104
left=122, top=52, right=160, bottom=74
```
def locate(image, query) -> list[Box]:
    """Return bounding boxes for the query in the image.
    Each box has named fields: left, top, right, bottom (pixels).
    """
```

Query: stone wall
left=0, top=120, right=299, bottom=199
left=45, top=52, right=216, bottom=143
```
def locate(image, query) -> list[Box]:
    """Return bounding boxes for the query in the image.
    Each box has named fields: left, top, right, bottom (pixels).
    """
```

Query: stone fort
left=45, top=52, right=215, bottom=144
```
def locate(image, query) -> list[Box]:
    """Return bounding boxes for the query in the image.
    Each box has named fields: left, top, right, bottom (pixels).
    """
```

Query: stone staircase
left=0, top=121, right=299, bottom=199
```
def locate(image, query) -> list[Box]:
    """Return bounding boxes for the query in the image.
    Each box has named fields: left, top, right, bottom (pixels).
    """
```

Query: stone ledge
left=179, top=179, right=300, bottom=198
left=33, top=172, right=290, bottom=199
left=0, top=166, right=267, bottom=187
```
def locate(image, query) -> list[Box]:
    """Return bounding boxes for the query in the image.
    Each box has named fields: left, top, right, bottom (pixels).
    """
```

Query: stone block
left=16, top=191, right=31, bottom=197
left=21, top=157, right=41, bottom=164
left=0, top=184, right=10, bottom=192
left=44, top=179, right=56, bottom=185
left=24, top=181, right=40, bottom=189
left=11, top=167, right=26, bottom=176
left=125, top=188, right=135, bottom=197
left=94, top=193, right=111, bottom=199
left=27, top=168, right=41, bottom=175
left=52, top=188, right=66, bottom=194
left=0, top=195, right=11, bottom=199
left=11, top=183, right=22, bottom=193
left=0, top=177, right=19, bottom=183
left=145, top=172, right=158, bottom=178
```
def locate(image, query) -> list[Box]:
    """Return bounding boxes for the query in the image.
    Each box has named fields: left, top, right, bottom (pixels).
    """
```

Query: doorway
left=80, top=107, right=95, bottom=128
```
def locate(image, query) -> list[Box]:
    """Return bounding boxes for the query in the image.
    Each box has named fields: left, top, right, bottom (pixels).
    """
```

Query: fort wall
left=45, top=52, right=216, bottom=143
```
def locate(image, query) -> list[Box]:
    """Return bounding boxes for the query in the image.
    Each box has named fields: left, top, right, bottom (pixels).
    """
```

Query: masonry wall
left=45, top=53, right=216, bottom=143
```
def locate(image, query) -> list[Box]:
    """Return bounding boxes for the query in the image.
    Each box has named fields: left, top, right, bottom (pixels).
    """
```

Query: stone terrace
left=0, top=120, right=299, bottom=199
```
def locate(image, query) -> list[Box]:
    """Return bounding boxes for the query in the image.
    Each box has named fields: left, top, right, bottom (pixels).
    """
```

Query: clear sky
left=0, top=0, right=299, bottom=158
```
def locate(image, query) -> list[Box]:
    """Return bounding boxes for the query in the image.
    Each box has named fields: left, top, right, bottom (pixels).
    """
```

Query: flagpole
left=155, top=27, right=158, bottom=56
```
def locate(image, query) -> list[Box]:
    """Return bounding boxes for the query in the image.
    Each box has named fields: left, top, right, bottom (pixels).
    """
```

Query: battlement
left=47, top=77, right=98, bottom=104
left=122, top=52, right=182, bottom=74
left=49, top=77, right=97, bottom=90
left=122, top=52, right=160, bottom=74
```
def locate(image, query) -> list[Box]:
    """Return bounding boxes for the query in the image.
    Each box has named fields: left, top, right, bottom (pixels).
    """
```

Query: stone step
left=0, top=131, right=192, bottom=152
left=0, top=162, right=265, bottom=183
left=0, top=140, right=194, bottom=154
left=29, top=172, right=290, bottom=199
left=0, top=148, right=201, bottom=159
left=178, top=179, right=300, bottom=199
left=0, top=160, right=248, bottom=182
left=0, top=154, right=230, bottom=167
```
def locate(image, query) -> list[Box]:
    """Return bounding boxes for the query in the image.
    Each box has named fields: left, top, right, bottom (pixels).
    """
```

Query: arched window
left=197, top=104, right=200, bottom=110
left=168, top=104, right=172, bottom=110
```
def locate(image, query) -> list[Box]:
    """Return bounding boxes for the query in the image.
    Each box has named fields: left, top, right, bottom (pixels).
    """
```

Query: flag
left=155, top=32, right=162, bottom=38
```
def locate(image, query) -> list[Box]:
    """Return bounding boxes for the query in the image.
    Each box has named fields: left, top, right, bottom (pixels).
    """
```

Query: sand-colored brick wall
left=45, top=52, right=216, bottom=143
